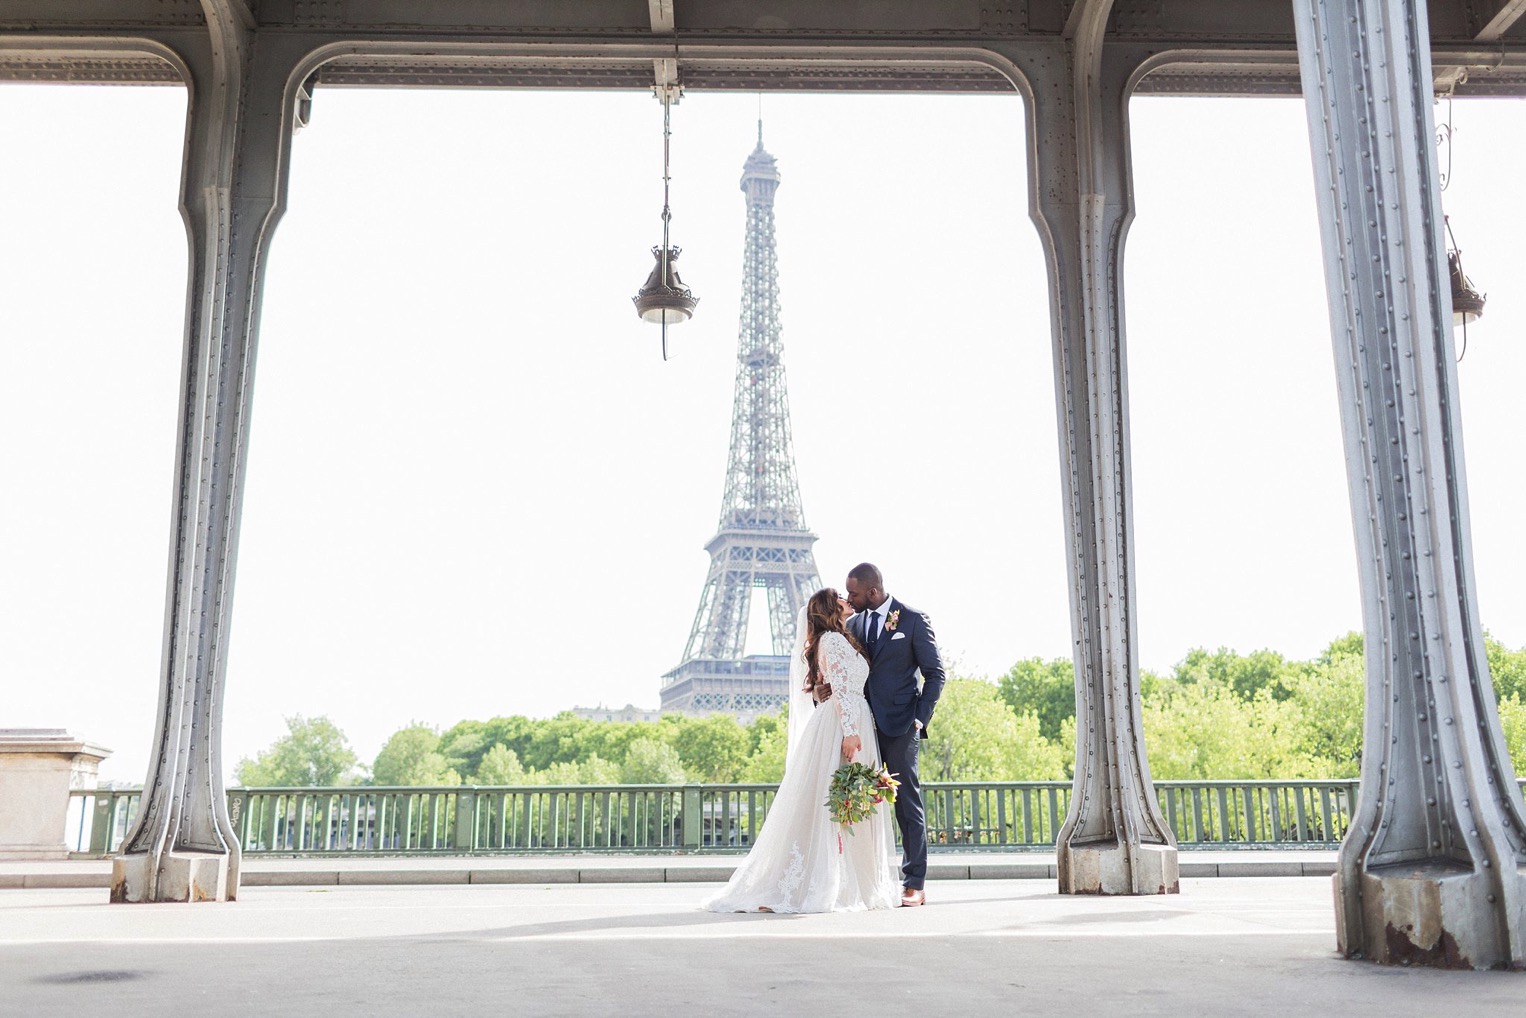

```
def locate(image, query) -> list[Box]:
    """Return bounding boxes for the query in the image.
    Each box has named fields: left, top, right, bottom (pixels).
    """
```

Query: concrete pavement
left=1, top=877, right=1520, bottom=1016
left=0, top=849, right=1338, bottom=889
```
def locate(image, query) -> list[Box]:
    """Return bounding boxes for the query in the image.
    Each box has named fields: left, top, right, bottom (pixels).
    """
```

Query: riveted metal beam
left=109, top=0, right=305, bottom=904
left=1024, top=0, right=1180, bottom=897
left=1293, top=0, right=1526, bottom=968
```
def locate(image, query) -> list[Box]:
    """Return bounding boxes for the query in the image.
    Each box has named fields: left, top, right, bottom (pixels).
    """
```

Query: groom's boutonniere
left=885, top=609, right=901, bottom=632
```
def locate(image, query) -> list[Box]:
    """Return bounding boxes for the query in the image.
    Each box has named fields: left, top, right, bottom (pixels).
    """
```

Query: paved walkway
left=0, top=849, right=1337, bottom=888
left=1, top=877, right=1520, bottom=1016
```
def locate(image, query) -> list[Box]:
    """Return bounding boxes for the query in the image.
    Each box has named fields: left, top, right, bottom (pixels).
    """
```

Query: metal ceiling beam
left=7, top=0, right=1518, bottom=43
left=648, top=0, right=679, bottom=102
left=1435, top=0, right=1526, bottom=90
left=1474, top=0, right=1526, bottom=40
left=5, top=0, right=1525, bottom=96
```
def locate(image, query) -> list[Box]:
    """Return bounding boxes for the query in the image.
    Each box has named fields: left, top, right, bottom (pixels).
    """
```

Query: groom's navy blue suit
left=858, top=597, right=945, bottom=891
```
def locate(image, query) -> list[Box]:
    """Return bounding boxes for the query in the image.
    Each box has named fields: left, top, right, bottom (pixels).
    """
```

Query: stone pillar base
left=0, top=729, right=111, bottom=860
left=111, top=850, right=233, bottom=903
left=1060, top=840, right=1179, bottom=895
left=1337, top=864, right=1526, bottom=969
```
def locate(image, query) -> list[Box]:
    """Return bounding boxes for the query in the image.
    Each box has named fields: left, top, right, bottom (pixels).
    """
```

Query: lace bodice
left=818, top=631, right=870, bottom=739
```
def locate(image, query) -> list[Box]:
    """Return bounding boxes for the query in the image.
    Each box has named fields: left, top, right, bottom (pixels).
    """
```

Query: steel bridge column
left=1293, top=0, right=1526, bottom=967
left=111, top=3, right=300, bottom=903
left=1026, top=6, right=1179, bottom=895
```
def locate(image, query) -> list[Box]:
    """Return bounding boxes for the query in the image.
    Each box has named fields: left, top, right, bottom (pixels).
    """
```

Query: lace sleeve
left=821, top=633, right=859, bottom=739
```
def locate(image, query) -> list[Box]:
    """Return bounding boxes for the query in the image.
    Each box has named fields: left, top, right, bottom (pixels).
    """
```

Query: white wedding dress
left=701, top=630, right=900, bottom=914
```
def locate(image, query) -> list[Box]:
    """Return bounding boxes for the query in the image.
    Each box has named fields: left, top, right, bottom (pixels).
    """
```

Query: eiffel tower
left=660, top=126, right=821, bottom=719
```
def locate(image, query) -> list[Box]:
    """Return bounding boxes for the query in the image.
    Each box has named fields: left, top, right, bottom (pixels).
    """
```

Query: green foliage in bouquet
left=825, top=761, right=899, bottom=834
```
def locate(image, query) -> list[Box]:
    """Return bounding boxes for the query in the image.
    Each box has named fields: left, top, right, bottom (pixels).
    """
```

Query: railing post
left=226, top=790, right=248, bottom=851
left=88, top=793, right=114, bottom=855
left=453, top=790, right=476, bottom=852
left=682, top=785, right=703, bottom=850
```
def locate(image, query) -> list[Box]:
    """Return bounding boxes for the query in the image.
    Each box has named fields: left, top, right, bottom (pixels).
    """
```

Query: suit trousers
left=875, top=723, right=927, bottom=889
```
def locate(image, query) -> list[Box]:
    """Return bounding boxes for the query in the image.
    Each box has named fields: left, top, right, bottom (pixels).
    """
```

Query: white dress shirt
left=864, top=593, right=893, bottom=644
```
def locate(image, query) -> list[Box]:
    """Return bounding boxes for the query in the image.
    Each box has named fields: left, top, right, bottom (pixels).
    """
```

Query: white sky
left=2, top=83, right=1522, bottom=785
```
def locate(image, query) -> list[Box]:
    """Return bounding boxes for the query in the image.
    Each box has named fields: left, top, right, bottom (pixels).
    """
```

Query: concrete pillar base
left=111, top=850, right=233, bottom=903
left=1060, top=840, right=1179, bottom=896
left=1337, top=864, right=1526, bottom=969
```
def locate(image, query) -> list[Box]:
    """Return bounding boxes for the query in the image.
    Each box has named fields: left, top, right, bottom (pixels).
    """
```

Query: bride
left=701, top=587, right=900, bottom=913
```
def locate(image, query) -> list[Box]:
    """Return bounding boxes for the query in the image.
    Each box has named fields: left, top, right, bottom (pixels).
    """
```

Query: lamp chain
left=661, top=88, right=673, bottom=358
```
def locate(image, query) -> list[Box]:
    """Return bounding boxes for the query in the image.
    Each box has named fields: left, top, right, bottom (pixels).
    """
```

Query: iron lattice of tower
left=660, top=128, right=821, bottom=720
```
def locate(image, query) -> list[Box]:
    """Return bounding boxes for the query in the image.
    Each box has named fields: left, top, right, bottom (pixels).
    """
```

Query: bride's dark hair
left=802, top=587, right=862, bottom=695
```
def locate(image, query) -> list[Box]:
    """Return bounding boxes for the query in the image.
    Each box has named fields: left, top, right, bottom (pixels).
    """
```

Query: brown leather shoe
left=900, top=887, right=926, bottom=907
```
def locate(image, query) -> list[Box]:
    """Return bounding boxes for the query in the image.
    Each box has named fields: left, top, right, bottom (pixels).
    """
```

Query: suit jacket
left=858, top=597, right=946, bottom=739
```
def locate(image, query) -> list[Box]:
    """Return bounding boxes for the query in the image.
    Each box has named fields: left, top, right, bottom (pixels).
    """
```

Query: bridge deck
left=3, top=878, right=1520, bottom=1014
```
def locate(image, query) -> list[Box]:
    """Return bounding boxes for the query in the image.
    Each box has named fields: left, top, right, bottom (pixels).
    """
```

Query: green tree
left=666, top=714, right=750, bottom=782
left=531, top=760, right=584, bottom=785
left=235, top=715, right=358, bottom=787
left=1173, top=646, right=1300, bottom=701
left=621, top=737, right=686, bottom=784
left=1283, top=646, right=1365, bottom=777
left=998, top=657, right=1076, bottom=740
left=527, top=754, right=621, bottom=785
left=1496, top=695, right=1526, bottom=777
left=372, top=725, right=460, bottom=786
left=740, top=709, right=788, bottom=783
left=473, top=743, right=527, bottom=784
left=442, top=715, right=543, bottom=777
left=1056, top=716, right=1077, bottom=779
left=740, top=727, right=787, bottom=783
left=578, top=753, right=622, bottom=785
left=1486, top=634, right=1526, bottom=703
left=1318, top=631, right=1364, bottom=664
left=438, top=719, right=492, bottom=778
left=1141, top=682, right=1315, bottom=779
left=997, top=657, right=1170, bottom=742
left=747, top=707, right=786, bottom=755
left=1138, top=666, right=1169, bottom=703
left=516, top=713, right=609, bottom=771
left=923, top=678, right=1067, bottom=782
left=581, top=719, right=666, bottom=765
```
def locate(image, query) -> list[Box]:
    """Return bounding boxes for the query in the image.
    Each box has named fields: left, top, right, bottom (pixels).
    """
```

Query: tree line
left=234, top=632, right=1526, bottom=787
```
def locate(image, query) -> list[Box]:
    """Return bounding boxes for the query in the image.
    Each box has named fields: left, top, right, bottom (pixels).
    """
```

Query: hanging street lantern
left=634, top=244, right=698, bottom=327
left=1447, top=249, right=1486, bottom=327
left=632, top=71, right=697, bottom=360
left=1433, top=100, right=1489, bottom=360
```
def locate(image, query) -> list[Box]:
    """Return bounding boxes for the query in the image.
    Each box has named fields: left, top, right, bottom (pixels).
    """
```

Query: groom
left=845, top=562, right=945, bottom=907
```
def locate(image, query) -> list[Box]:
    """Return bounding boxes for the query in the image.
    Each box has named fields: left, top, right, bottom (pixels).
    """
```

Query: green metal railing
left=66, top=778, right=1392, bottom=857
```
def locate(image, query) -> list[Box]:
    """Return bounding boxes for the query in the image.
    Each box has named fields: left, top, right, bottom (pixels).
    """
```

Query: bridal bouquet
left=826, top=761, right=899, bottom=835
